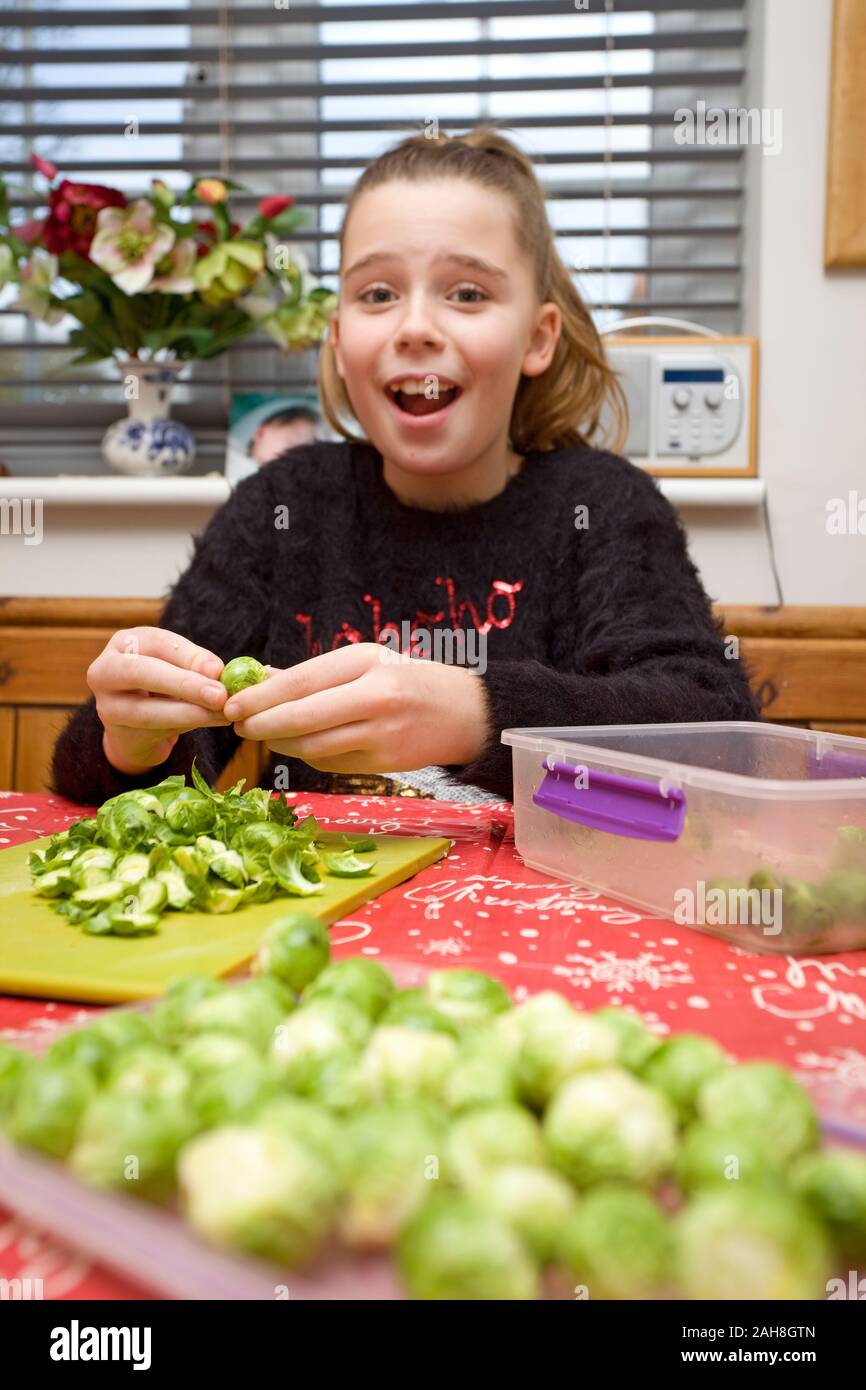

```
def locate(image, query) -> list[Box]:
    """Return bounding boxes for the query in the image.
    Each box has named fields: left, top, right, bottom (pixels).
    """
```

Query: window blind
left=0, top=0, right=748, bottom=469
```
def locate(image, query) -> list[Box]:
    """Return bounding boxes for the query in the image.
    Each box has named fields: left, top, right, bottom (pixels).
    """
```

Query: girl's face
left=329, top=178, right=560, bottom=491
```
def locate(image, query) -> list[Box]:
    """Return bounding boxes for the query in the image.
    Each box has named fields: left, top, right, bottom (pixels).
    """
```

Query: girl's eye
left=358, top=284, right=488, bottom=305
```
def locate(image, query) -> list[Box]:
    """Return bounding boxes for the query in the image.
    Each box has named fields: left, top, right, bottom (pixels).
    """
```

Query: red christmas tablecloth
left=2, top=788, right=865, bottom=1300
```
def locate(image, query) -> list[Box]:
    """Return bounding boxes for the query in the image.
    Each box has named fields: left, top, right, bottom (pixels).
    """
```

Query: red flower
left=258, top=195, right=295, bottom=220
left=42, top=180, right=127, bottom=259
left=30, top=152, right=58, bottom=181
left=195, top=218, right=241, bottom=257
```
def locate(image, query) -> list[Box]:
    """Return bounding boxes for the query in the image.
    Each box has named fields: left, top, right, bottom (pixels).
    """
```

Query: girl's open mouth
left=386, top=384, right=462, bottom=420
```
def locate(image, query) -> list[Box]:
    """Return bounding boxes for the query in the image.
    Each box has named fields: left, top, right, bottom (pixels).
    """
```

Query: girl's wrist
left=102, top=727, right=177, bottom=776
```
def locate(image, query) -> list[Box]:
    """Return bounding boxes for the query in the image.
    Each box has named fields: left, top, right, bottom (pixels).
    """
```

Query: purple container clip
left=532, top=757, right=687, bottom=843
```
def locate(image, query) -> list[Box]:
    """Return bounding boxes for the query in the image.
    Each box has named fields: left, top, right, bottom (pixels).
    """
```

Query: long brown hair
left=317, top=124, right=628, bottom=455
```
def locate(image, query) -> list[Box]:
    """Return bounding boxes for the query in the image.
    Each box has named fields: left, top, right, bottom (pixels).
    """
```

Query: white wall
left=696, top=0, right=866, bottom=605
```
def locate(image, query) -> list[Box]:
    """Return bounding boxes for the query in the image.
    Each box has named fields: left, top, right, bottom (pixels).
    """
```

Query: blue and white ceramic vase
left=101, top=358, right=195, bottom=476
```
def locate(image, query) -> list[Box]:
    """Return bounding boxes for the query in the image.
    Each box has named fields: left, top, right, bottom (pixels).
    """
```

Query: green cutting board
left=0, top=831, right=451, bottom=1004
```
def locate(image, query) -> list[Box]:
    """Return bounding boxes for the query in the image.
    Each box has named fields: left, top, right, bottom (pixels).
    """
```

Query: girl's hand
left=87, top=626, right=230, bottom=775
left=222, top=643, right=490, bottom=774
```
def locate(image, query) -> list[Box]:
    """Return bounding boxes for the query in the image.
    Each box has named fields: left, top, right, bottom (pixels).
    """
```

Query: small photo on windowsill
left=225, top=391, right=328, bottom=487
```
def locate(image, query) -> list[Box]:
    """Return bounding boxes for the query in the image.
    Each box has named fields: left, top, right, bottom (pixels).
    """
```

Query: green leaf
left=321, top=850, right=374, bottom=878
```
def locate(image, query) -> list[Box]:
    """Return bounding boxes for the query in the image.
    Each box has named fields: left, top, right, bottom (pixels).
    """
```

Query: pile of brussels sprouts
left=709, top=825, right=866, bottom=952
left=2, top=918, right=866, bottom=1300
left=28, top=762, right=377, bottom=936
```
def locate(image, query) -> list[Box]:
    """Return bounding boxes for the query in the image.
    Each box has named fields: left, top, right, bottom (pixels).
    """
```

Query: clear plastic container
left=502, top=721, right=866, bottom=956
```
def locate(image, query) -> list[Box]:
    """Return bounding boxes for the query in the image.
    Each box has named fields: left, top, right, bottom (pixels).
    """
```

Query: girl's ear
left=329, top=312, right=345, bottom=380
left=522, top=301, right=561, bottom=378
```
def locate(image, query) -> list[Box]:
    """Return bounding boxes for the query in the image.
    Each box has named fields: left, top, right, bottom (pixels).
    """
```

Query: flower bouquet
left=0, top=155, right=338, bottom=474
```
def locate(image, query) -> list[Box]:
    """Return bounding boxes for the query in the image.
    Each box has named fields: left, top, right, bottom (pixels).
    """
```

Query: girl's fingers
left=101, top=694, right=231, bottom=732
left=231, top=675, right=382, bottom=742
left=109, top=626, right=225, bottom=681
left=97, top=650, right=228, bottom=710
left=223, top=643, right=380, bottom=721
left=267, top=718, right=375, bottom=762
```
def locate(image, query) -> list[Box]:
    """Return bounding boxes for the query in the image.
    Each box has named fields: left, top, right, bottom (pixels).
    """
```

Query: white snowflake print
left=419, top=937, right=470, bottom=958
left=794, top=1048, right=866, bottom=1090
left=553, top=950, right=694, bottom=994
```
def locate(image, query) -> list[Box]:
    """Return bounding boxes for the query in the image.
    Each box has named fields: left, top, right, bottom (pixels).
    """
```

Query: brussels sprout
left=107, top=1046, right=191, bottom=1103
left=361, top=1026, right=458, bottom=1105
left=477, top=1164, right=577, bottom=1264
left=89, top=1010, right=156, bottom=1054
left=447, top=1104, right=544, bottom=1188
left=493, top=990, right=575, bottom=1059
left=178, top=1124, right=341, bottom=1266
left=0, top=1042, right=31, bottom=1119
left=33, top=866, right=73, bottom=898
left=832, top=824, right=866, bottom=870
left=244, top=974, right=297, bottom=1016
left=70, top=1092, right=194, bottom=1202
left=674, top=1121, right=785, bottom=1195
left=442, top=1031, right=517, bottom=1113
left=255, top=1096, right=346, bottom=1180
left=594, top=1007, right=662, bottom=1073
left=151, top=976, right=226, bottom=1047
left=114, top=852, right=151, bottom=885
left=321, top=851, right=373, bottom=878
left=220, top=656, right=268, bottom=696
left=640, top=1033, right=729, bottom=1121
left=514, top=1009, right=619, bottom=1110
left=186, top=980, right=290, bottom=1053
left=397, top=1193, right=540, bottom=1301
left=423, top=969, right=511, bottom=1031
left=544, top=1068, right=678, bottom=1189
left=192, top=1058, right=280, bottom=1129
left=269, top=843, right=322, bottom=898
left=254, top=913, right=331, bottom=993
left=779, top=879, right=835, bottom=941
left=178, top=1031, right=260, bottom=1077
left=558, top=1185, right=673, bottom=1300
left=154, top=867, right=195, bottom=909
left=790, top=1149, right=866, bottom=1259
left=301, top=1052, right=370, bottom=1115
left=197, top=880, right=244, bottom=915
left=340, top=1104, right=444, bottom=1249
left=72, top=880, right=126, bottom=907
left=46, top=1026, right=117, bottom=1081
left=380, top=990, right=459, bottom=1039
left=208, top=848, right=247, bottom=888
left=697, top=1061, right=819, bottom=1163
left=270, top=997, right=370, bottom=1094
left=69, top=846, right=117, bottom=883
left=303, top=957, right=396, bottom=1022
left=7, top=1061, right=96, bottom=1158
left=165, top=789, right=218, bottom=837
left=673, top=1188, right=832, bottom=1300
left=818, top=870, right=866, bottom=920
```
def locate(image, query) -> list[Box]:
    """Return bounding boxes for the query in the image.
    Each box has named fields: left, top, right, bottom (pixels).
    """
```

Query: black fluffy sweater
left=51, top=439, right=761, bottom=804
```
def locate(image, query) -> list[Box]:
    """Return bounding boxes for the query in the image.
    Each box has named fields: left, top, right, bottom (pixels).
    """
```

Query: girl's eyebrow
left=343, top=250, right=508, bottom=282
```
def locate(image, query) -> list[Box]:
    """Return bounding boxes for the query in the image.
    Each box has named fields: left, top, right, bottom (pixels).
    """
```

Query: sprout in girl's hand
left=178, top=1124, right=342, bottom=1266
left=302, top=957, right=396, bottom=1022
left=673, top=1188, right=832, bottom=1301
left=558, top=1185, right=673, bottom=1300
left=220, top=656, right=268, bottom=696
left=70, top=1092, right=195, bottom=1203
left=640, top=1033, right=730, bottom=1122
left=7, top=1061, right=96, bottom=1159
left=253, top=912, right=331, bottom=993
left=397, top=1193, right=540, bottom=1301
left=422, top=969, right=512, bottom=1031
left=543, top=1068, right=678, bottom=1189
left=696, top=1061, right=820, bottom=1163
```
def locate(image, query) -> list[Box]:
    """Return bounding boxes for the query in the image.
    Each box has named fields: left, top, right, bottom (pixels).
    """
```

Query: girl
left=52, top=127, right=759, bottom=808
